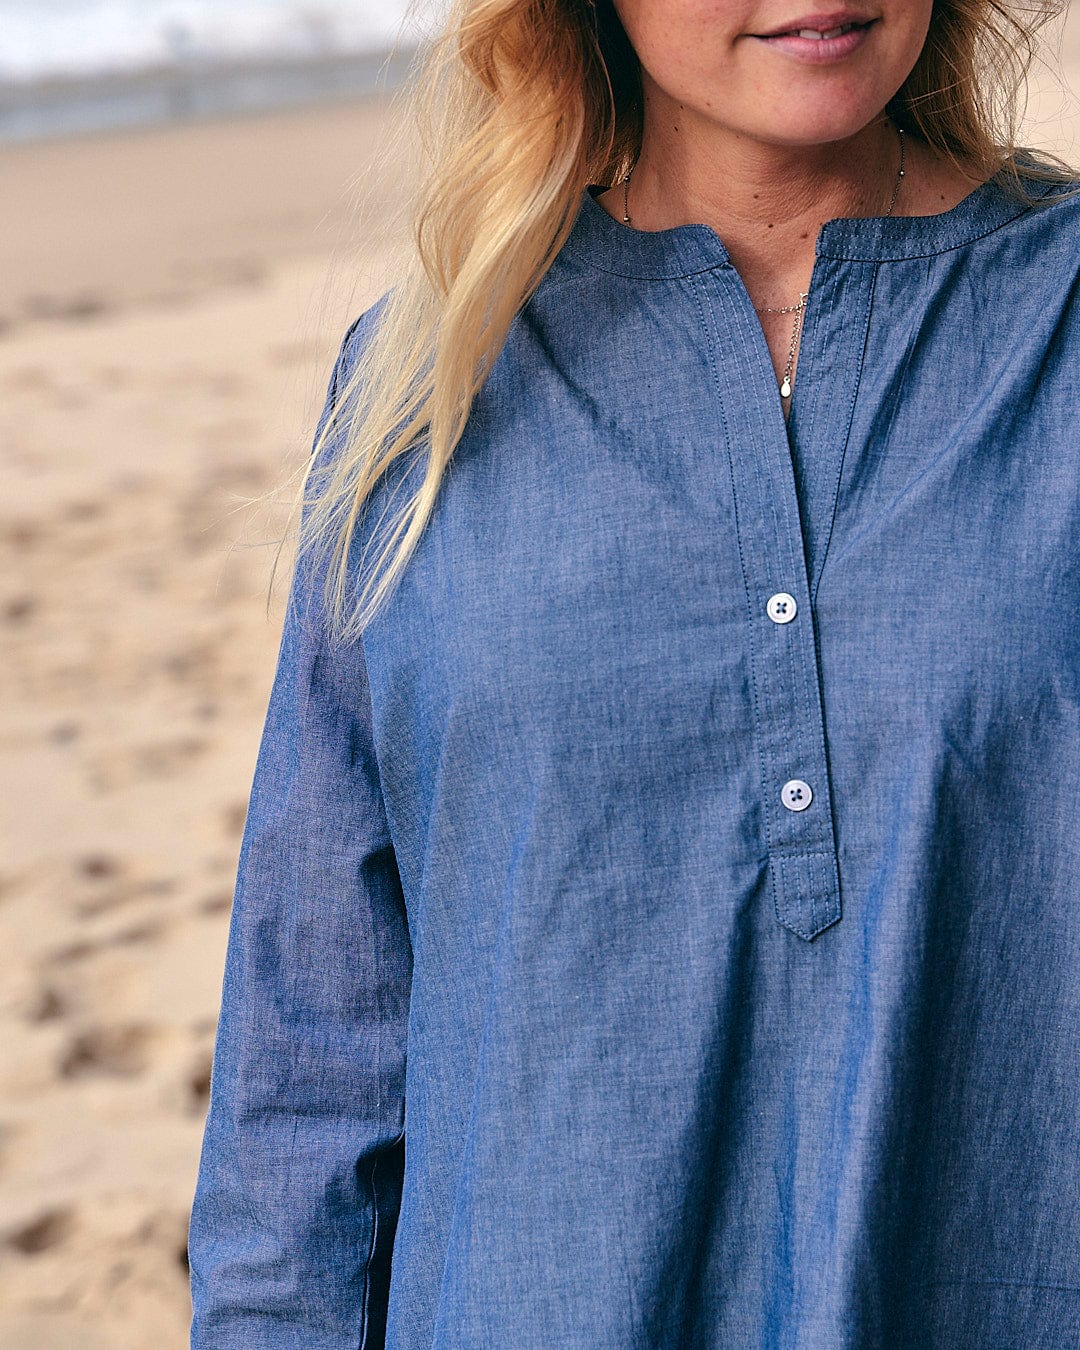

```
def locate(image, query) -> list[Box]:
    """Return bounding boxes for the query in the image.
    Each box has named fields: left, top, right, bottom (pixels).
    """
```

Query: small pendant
left=780, top=375, right=792, bottom=399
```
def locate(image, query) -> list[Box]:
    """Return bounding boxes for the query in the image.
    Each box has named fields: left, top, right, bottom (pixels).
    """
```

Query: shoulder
left=331, top=287, right=395, bottom=399
left=1013, top=177, right=1080, bottom=303
left=307, top=288, right=396, bottom=487
left=1005, top=167, right=1080, bottom=247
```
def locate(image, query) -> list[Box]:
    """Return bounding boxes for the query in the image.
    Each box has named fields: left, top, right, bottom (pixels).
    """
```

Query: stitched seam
left=778, top=852, right=835, bottom=936
left=749, top=308, right=812, bottom=870
left=690, top=277, right=782, bottom=925
left=722, top=288, right=791, bottom=925
left=741, top=298, right=825, bottom=921
left=777, top=857, right=812, bottom=939
left=769, top=838, right=834, bottom=856
left=714, top=278, right=820, bottom=934
left=550, top=249, right=731, bottom=281
left=817, top=201, right=1040, bottom=262
left=565, top=176, right=1071, bottom=277
left=792, top=278, right=822, bottom=496
left=811, top=261, right=879, bottom=609
left=570, top=259, right=733, bottom=280
left=810, top=844, right=820, bottom=935
left=357, top=1151, right=381, bottom=1350
left=924, top=1277, right=1080, bottom=1293
left=879, top=264, right=926, bottom=451
left=800, top=263, right=872, bottom=935
left=789, top=258, right=874, bottom=932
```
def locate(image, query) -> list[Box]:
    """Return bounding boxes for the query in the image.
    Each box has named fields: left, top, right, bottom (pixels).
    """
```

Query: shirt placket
left=692, top=260, right=873, bottom=941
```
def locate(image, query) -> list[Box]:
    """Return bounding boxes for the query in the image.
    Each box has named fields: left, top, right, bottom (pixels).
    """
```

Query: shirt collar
left=564, top=164, right=1060, bottom=279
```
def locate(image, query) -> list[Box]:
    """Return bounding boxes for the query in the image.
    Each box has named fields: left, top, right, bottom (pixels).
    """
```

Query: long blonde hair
left=298, top=0, right=1073, bottom=641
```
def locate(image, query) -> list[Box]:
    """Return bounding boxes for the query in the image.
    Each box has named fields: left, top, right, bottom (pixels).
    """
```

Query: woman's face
left=609, top=0, right=934, bottom=149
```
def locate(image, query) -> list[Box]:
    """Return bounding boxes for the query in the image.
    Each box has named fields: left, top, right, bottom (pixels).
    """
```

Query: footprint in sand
left=62, top=497, right=105, bottom=524
left=198, top=889, right=233, bottom=916
left=159, top=640, right=217, bottom=685
left=159, top=1040, right=216, bottom=1120
left=114, top=920, right=166, bottom=947
left=185, top=1049, right=214, bottom=1117
left=4, top=1206, right=76, bottom=1256
left=72, top=862, right=175, bottom=920
left=84, top=735, right=212, bottom=793
left=132, top=736, right=211, bottom=779
left=77, top=852, right=122, bottom=883
left=4, top=364, right=55, bottom=393
left=23, top=292, right=111, bottom=324
left=26, top=985, right=66, bottom=1023
left=0, top=1120, right=16, bottom=1169
left=221, top=799, right=248, bottom=839
left=49, top=938, right=97, bottom=966
left=2, top=593, right=37, bottom=624
left=58, top=1024, right=155, bottom=1080
left=135, top=1208, right=193, bottom=1278
left=69, top=852, right=127, bottom=917
left=0, top=517, right=46, bottom=552
left=49, top=919, right=164, bottom=965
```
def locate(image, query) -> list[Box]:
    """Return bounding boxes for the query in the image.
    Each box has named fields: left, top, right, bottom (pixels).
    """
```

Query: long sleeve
left=188, top=310, right=412, bottom=1349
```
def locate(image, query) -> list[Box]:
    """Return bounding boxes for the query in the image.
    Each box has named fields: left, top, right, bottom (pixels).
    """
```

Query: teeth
left=796, top=22, right=855, bottom=38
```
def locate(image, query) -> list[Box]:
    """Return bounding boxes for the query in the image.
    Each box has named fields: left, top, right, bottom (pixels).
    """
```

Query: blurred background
left=0, top=3, right=1076, bottom=1347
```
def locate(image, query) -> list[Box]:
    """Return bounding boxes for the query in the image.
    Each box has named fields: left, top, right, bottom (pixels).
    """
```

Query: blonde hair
left=298, top=0, right=1074, bottom=641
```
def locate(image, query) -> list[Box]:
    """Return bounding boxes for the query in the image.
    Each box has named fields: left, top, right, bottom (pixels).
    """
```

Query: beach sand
left=1, top=22, right=1078, bottom=1347
left=0, top=91, right=412, bottom=1350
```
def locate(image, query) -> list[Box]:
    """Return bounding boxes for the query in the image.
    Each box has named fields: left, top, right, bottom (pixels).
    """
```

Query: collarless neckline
left=566, top=164, right=1063, bottom=280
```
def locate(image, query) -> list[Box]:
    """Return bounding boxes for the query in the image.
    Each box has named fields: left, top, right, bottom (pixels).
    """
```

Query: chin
left=746, top=96, right=894, bottom=149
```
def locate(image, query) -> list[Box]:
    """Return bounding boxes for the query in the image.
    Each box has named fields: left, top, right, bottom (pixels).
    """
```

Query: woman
left=188, top=0, right=1080, bottom=1345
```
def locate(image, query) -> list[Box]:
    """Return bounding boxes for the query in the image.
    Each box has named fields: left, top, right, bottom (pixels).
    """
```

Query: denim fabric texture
left=188, top=171, right=1080, bottom=1348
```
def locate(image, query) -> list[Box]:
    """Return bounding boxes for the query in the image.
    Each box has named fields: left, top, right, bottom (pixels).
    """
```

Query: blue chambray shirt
left=189, top=170, right=1080, bottom=1349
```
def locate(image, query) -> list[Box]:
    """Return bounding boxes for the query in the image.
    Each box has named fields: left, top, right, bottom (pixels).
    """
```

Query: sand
left=0, top=92, right=411, bottom=1350
left=1, top=24, right=1078, bottom=1348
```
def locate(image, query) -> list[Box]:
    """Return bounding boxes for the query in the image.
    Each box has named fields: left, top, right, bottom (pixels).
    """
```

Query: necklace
left=620, top=124, right=907, bottom=402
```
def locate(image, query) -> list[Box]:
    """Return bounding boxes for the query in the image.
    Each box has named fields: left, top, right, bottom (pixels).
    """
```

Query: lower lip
left=753, top=21, right=874, bottom=63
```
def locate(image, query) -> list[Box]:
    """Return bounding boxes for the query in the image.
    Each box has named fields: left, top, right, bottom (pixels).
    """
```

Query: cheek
left=882, top=1, right=936, bottom=72
left=611, top=0, right=744, bottom=92
left=850, top=3, right=935, bottom=119
left=612, top=0, right=745, bottom=77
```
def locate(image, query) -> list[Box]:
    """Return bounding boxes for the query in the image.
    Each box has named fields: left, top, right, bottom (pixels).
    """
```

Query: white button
left=767, top=592, right=797, bottom=624
left=781, top=779, right=813, bottom=811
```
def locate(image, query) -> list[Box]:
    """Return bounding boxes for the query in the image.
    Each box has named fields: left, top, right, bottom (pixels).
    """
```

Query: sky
left=0, top=0, right=445, bottom=82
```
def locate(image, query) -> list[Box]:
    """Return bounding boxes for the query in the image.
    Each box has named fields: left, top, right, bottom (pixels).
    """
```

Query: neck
left=623, top=110, right=900, bottom=305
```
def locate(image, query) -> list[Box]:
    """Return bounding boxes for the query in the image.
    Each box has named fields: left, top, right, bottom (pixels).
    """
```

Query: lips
left=749, top=13, right=876, bottom=60
left=789, top=21, right=863, bottom=38
left=754, top=12, right=875, bottom=38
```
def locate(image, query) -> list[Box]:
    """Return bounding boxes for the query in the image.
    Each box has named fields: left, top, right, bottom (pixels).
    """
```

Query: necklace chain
left=620, top=124, right=907, bottom=402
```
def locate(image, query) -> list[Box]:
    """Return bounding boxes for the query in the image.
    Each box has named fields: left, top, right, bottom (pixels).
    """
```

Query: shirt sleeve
left=188, top=305, right=412, bottom=1350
